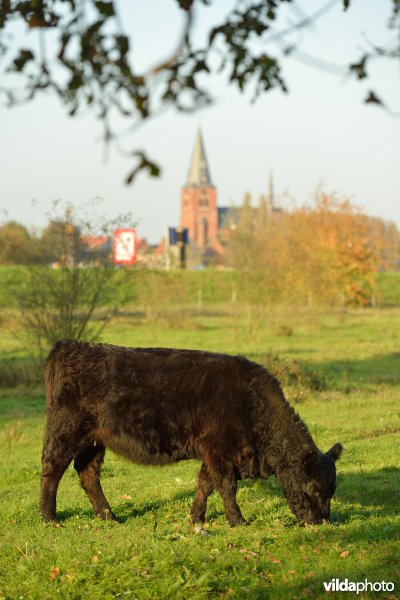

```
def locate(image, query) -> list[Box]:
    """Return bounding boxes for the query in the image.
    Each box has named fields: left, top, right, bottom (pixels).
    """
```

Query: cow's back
left=44, top=340, right=261, bottom=466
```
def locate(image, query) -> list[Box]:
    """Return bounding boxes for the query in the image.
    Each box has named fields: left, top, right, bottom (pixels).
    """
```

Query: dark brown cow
left=40, top=340, right=342, bottom=526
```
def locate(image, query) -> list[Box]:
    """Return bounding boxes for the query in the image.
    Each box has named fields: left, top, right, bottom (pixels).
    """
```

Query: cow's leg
left=74, top=444, right=117, bottom=521
left=40, top=433, right=74, bottom=523
left=190, top=462, right=214, bottom=524
left=206, top=457, right=246, bottom=527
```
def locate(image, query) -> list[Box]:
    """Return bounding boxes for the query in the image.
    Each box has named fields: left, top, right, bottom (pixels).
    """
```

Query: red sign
left=113, top=228, right=137, bottom=264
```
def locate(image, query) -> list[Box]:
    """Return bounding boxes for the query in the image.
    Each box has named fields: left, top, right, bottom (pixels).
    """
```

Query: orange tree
left=227, top=192, right=399, bottom=308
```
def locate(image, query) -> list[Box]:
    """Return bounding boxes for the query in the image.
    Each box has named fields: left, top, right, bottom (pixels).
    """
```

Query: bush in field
left=16, top=202, right=135, bottom=358
left=18, top=265, right=119, bottom=356
left=260, top=352, right=326, bottom=404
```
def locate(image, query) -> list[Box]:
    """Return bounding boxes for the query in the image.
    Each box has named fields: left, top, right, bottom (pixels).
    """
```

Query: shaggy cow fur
left=40, top=340, right=342, bottom=526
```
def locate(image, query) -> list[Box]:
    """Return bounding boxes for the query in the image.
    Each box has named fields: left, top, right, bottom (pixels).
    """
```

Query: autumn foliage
left=227, top=192, right=400, bottom=307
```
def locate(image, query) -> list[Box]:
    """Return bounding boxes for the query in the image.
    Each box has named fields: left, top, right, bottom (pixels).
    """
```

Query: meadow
left=0, top=271, right=399, bottom=599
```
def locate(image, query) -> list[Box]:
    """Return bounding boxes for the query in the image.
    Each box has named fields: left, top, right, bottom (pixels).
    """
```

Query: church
left=178, top=129, right=278, bottom=265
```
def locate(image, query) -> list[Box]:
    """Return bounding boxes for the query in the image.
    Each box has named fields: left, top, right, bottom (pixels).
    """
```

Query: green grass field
left=0, top=303, right=399, bottom=599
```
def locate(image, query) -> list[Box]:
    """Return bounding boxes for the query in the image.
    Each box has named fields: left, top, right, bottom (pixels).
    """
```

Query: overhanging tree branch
left=1, top=0, right=399, bottom=182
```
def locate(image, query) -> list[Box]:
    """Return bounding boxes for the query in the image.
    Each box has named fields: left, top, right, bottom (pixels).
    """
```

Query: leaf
left=28, top=15, right=47, bottom=28
left=268, top=557, right=282, bottom=564
left=340, top=550, right=350, bottom=558
left=94, top=1, right=115, bottom=17
left=125, top=153, right=161, bottom=185
left=364, top=90, right=384, bottom=106
left=176, top=0, right=195, bottom=11
left=50, top=566, right=60, bottom=580
left=349, top=56, right=368, bottom=80
left=240, top=548, right=257, bottom=558
left=115, top=35, right=129, bottom=57
left=12, top=49, right=34, bottom=72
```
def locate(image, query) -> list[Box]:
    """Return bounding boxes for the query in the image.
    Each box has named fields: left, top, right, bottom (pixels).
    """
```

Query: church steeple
left=181, top=129, right=218, bottom=251
left=186, top=128, right=212, bottom=187
left=268, top=170, right=274, bottom=205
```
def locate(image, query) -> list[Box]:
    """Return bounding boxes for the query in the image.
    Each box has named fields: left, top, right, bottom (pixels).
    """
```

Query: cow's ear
left=326, top=443, right=343, bottom=462
left=302, top=451, right=319, bottom=470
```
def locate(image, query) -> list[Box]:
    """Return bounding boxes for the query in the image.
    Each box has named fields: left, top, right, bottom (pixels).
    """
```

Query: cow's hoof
left=97, top=508, right=118, bottom=522
left=228, top=516, right=247, bottom=527
left=41, top=513, right=61, bottom=526
left=191, top=512, right=206, bottom=525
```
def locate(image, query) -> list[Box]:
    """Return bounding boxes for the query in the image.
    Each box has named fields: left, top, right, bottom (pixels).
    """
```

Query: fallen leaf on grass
left=120, top=494, right=132, bottom=500
left=239, top=548, right=258, bottom=560
left=50, top=567, right=60, bottom=581
left=92, top=555, right=99, bottom=563
left=301, top=587, right=313, bottom=596
left=268, top=557, right=282, bottom=564
left=340, top=550, right=350, bottom=558
left=194, top=525, right=208, bottom=536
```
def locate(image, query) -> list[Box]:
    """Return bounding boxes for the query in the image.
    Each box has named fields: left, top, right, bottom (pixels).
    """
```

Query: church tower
left=180, top=129, right=218, bottom=250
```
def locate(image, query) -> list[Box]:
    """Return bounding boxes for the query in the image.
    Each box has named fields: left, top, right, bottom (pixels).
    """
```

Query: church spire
left=268, top=170, right=274, bottom=205
left=186, top=128, right=212, bottom=187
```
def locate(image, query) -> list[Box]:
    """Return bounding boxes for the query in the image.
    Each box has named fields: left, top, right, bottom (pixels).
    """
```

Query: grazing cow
left=40, top=340, right=342, bottom=526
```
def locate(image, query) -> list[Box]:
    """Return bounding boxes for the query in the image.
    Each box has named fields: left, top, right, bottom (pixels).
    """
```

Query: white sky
left=1, top=0, right=399, bottom=243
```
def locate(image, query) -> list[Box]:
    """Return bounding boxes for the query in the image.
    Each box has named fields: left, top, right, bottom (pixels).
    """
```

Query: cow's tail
left=44, top=339, right=77, bottom=406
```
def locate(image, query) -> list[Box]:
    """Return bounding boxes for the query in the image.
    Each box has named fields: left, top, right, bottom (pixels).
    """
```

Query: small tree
left=17, top=202, right=135, bottom=357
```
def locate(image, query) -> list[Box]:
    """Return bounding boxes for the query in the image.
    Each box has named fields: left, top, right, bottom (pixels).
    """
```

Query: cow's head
left=283, top=443, right=343, bottom=525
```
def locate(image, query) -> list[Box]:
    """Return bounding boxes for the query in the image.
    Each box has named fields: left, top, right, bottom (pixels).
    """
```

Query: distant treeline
left=2, top=193, right=400, bottom=311
left=0, top=220, right=87, bottom=265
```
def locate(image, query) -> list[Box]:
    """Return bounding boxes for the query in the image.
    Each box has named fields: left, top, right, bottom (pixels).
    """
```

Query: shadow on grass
left=113, top=489, right=195, bottom=523
left=332, top=467, right=400, bottom=521
left=249, top=351, right=400, bottom=390
left=308, top=352, right=400, bottom=389
left=56, top=467, right=400, bottom=526
left=239, top=468, right=399, bottom=528
left=56, top=489, right=195, bottom=524
left=256, top=467, right=400, bottom=521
